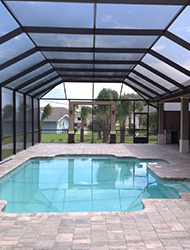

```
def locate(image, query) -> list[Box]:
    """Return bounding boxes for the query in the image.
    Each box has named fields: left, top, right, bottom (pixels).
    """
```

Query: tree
left=143, top=110, right=158, bottom=134
left=96, top=88, right=116, bottom=143
left=88, top=114, right=102, bottom=140
left=117, top=95, right=133, bottom=143
left=40, top=104, right=52, bottom=141
left=2, top=105, right=13, bottom=137
left=3, top=105, right=13, bottom=120
left=80, top=106, right=91, bottom=142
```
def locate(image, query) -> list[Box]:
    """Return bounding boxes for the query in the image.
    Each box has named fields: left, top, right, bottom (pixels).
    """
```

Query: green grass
left=2, top=149, right=14, bottom=159
left=41, top=132, right=158, bottom=143
left=41, top=133, right=68, bottom=143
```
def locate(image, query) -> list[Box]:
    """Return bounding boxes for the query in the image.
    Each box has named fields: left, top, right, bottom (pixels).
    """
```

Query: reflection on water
left=0, top=156, right=189, bottom=213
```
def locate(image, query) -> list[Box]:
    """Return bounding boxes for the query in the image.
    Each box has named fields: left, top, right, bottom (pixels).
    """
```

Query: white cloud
left=152, top=44, right=166, bottom=52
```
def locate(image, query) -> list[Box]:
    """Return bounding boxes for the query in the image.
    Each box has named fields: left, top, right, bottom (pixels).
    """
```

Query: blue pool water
left=0, top=156, right=190, bottom=213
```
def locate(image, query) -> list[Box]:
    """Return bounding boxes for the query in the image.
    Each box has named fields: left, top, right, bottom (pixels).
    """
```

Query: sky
left=40, top=82, right=136, bottom=108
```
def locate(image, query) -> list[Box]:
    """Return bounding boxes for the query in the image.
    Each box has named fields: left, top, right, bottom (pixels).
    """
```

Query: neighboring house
left=40, top=107, right=69, bottom=134
left=74, top=112, right=92, bottom=127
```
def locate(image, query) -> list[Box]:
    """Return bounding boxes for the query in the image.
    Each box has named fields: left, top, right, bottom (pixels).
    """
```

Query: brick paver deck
left=0, top=143, right=190, bottom=250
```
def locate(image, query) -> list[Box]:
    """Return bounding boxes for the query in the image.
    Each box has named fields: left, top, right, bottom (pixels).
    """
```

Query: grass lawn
left=41, top=132, right=158, bottom=143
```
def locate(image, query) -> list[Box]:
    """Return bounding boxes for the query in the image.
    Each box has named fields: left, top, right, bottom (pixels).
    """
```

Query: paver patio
left=0, top=143, right=190, bottom=250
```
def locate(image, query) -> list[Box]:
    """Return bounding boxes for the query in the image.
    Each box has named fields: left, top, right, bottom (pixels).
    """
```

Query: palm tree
left=88, top=114, right=102, bottom=140
left=96, top=88, right=113, bottom=143
left=80, top=106, right=91, bottom=142
left=117, top=95, right=133, bottom=143
left=40, top=104, right=52, bottom=141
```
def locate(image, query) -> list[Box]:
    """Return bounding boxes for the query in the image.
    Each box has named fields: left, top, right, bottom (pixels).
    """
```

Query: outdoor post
left=110, top=101, right=116, bottom=143
left=180, top=96, right=189, bottom=153
left=68, top=101, right=75, bottom=143
left=158, top=102, right=164, bottom=144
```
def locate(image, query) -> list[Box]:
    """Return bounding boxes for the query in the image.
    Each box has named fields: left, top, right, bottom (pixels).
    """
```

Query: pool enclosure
left=1, top=0, right=190, bottom=160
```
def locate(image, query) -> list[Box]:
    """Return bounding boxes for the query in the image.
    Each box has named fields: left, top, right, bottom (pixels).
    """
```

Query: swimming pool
left=0, top=156, right=190, bottom=213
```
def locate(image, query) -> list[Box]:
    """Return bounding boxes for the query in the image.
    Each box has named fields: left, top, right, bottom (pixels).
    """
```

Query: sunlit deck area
left=0, top=143, right=190, bottom=250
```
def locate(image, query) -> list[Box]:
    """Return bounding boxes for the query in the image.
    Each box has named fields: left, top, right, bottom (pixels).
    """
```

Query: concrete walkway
left=0, top=143, right=190, bottom=250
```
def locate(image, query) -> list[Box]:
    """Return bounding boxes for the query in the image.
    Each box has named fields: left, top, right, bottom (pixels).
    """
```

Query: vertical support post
left=0, top=87, right=2, bottom=161
left=32, top=97, right=34, bottom=146
left=110, top=101, right=116, bottom=143
left=180, top=96, right=189, bottom=153
left=133, top=100, right=135, bottom=143
left=147, top=103, right=149, bottom=143
left=24, top=94, right=26, bottom=149
left=68, top=101, right=75, bottom=143
left=13, top=91, right=16, bottom=154
left=158, top=102, right=164, bottom=144
left=38, top=99, right=40, bottom=143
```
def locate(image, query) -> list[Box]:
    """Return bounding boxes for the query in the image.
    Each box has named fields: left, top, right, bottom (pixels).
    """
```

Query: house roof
left=40, top=107, right=68, bottom=122
left=1, top=1, right=190, bottom=102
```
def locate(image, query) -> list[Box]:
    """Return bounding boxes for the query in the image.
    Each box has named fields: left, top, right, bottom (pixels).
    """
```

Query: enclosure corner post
left=68, top=101, right=75, bottom=143
left=110, top=101, right=116, bottom=143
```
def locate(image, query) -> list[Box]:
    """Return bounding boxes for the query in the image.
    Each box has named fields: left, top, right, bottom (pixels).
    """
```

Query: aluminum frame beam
left=123, top=81, right=153, bottom=100
left=39, top=46, right=148, bottom=53
left=25, top=75, right=61, bottom=95
left=32, top=80, right=63, bottom=98
left=15, top=68, right=55, bottom=91
left=49, top=59, right=138, bottom=65
left=149, top=49, right=190, bottom=77
left=0, top=27, right=23, bottom=45
left=24, top=26, right=163, bottom=36
left=2, top=0, right=189, bottom=5
left=132, top=70, right=171, bottom=94
left=139, top=61, right=185, bottom=90
left=0, top=48, right=38, bottom=71
left=0, top=60, right=48, bottom=87
left=126, top=76, right=160, bottom=97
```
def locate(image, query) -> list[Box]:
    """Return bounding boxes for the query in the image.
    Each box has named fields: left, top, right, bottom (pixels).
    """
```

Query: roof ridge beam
left=3, top=0, right=188, bottom=5
left=24, top=26, right=163, bottom=36
left=59, top=74, right=126, bottom=78
left=15, top=68, right=54, bottom=91
left=164, top=30, right=190, bottom=51
left=55, top=67, right=131, bottom=72
left=0, top=60, right=47, bottom=87
left=0, top=47, right=38, bottom=71
left=149, top=49, right=190, bottom=77
left=39, top=46, right=148, bottom=53
left=49, top=59, right=138, bottom=64
left=0, top=27, right=23, bottom=45
left=60, top=79, right=122, bottom=83
left=139, top=61, right=185, bottom=90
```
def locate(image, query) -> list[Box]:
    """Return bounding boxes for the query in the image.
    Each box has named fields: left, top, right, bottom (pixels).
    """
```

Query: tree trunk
left=106, top=117, right=109, bottom=142
left=102, top=119, right=107, bottom=143
left=120, top=124, right=126, bottom=143
left=80, top=127, right=84, bottom=142
left=98, top=131, right=101, bottom=140
left=40, top=124, right=42, bottom=142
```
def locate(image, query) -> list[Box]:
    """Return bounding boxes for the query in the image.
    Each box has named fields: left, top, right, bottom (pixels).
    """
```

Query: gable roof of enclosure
left=1, top=0, right=190, bottom=102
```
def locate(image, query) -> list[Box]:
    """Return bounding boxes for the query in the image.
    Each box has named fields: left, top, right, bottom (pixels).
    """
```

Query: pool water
left=0, top=156, right=190, bottom=213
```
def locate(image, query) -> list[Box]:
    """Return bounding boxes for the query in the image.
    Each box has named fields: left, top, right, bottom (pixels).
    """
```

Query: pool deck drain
left=0, top=143, right=190, bottom=249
